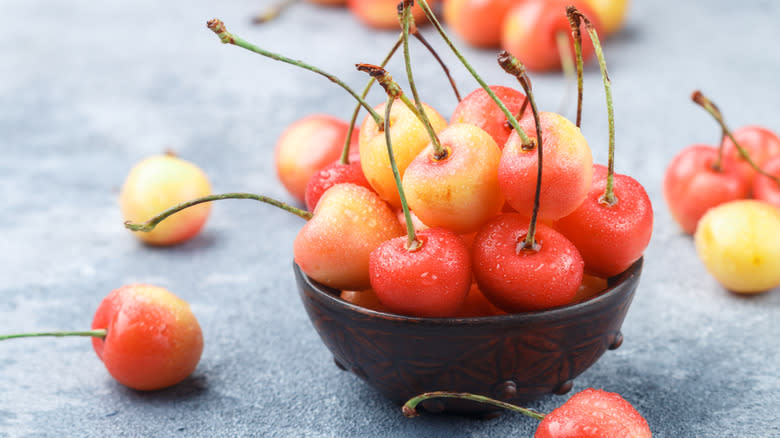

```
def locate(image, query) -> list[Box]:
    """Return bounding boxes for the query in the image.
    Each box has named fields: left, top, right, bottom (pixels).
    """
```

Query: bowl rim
left=296, top=257, right=643, bottom=327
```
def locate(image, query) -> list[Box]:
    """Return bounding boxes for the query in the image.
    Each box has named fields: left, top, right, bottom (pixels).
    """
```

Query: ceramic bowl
left=295, top=258, right=643, bottom=416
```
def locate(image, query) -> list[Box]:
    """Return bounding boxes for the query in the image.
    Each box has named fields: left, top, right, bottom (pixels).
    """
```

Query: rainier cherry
left=0, top=284, right=204, bottom=391
left=443, top=0, right=515, bottom=48
left=753, top=156, right=780, bottom=207
left=554, top=8, right=653, bottom=278
left=120, top=153, right=212, bottom=246
left=583, top=0, right=630, bottom=36
left=721, top=125, right=780, bottom=189
left=348, top=0, right=434, bottom=29
left=450, top=85, right=532, bottom=148
left=403, top=388, right=651, bottom=438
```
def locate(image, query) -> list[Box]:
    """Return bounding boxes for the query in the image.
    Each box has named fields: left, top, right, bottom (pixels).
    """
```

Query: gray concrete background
left=1, top=1, right=778, bottom=437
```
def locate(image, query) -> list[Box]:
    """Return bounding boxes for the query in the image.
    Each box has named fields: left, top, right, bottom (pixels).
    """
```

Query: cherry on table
left=443, top=0, right=516, bottom=48
left=753, top=156, right=780, bottom=207
left=721, top=125, right=780, bottom=189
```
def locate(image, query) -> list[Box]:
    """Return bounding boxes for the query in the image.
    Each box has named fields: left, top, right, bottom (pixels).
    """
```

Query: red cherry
left=535, top=388, right=652, bottom=438
left=721, top=125, right=780, bottom=188
left=753, top=156, right=780, bottom=207
left=555, top=164, right=653, bottom=278
left=501, top=0, right=602, bottom=72
left=455, top=283, right=505, bottom=317
left=450, top=85, right=532, bottom=148
left=370, top=227, right=472, bottom=317
left=443, top=0, right=516, bottom=48
left=663, top=144, right=749, bottom=234
left=472, top=214, right=584, bottom=312
left=91, top=284, right=204, bottom=391
left=304, top=160, right=371, bottom=212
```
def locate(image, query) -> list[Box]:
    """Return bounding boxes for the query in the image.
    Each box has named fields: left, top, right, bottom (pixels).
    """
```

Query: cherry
left=573, top=273, right=608, bottom=303
left=721, top=125, right=780, bottom=189
left=584, top=0, right=630, bottom=36
left=450, top=85, right=532, bottom=148
left=347, top=0, right=435, bottom=29
left=753, top=156, right=780, bottom=207
left=120, top=153, right=212, bottom=246
left=340, top=289, right=389, bottom=312
left=275, top=114, right=358, bottom=204
left=365, top=71, right=471, bottom=317
left=553, top=8, right=653, bottom=278
left=501, top=0, right=602, bottom=72
left=304, top=159, right=371, bottom=212
left=455, top=283, right=505, bottom=317
left=0, top=284, right=203, bottom=391
left=402, top=388, right=651, bottom=438
left=443, top=0, right=516, bottom=48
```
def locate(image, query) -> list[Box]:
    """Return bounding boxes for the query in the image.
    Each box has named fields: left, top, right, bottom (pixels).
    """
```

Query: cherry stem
left=124, top=193, right=312, bottom=233
left=340, top=35, right=404, bottom=164
left=413, top=0, right=532, bottom=148
left=399, top=0, right=445, bottom=159
left=568, top=7, right=617, bottom=206
left=565, top=13, right=585, bottom=129
left=498, top=52, right=543, bottom=251
left=402, top=391, right=546, bottom=420
left=692, top=90, right=780, bottom=186
left=251, top=0, right=299, bottom=24
left=555, top=31, right=576, bottom=118
left=412, top=29, right=462, bottom=102
left=0, top=329, right=107, bottom=341
left=206, top=19, right=384, bottom=128
left=387, top=94, right=421, bottom=251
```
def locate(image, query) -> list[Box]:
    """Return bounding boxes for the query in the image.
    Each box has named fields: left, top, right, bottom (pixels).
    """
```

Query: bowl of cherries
left=125, top=6, right=653, bottom=416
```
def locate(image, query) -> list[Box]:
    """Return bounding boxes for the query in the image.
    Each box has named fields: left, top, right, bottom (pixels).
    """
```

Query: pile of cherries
left=664, top=91, right=780, bottom=294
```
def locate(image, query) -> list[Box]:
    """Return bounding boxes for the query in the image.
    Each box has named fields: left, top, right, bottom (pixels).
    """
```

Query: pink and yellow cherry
left=472, top=215, right=584, bottom=312
left=583, top=0, right=630, bottom=36
left=555, top=165, right=653, bottom=277
left=695, top=200, right=780, bottom=294
left=370, top=227, right=472, bottom=317
left=501, top=0, right=602, bottom=72
left=340, top=289, right=389, bottom=312
left=275, top=114, right=358, bottom=204
left=721, top=125, right=780, bottom=189
left=499, top=111, right=594, bottom=222
left=359, top=100, right=447, bottom=208
left=304, top=160, right=371, bottom=212
left=120, top=154, right=212, bottom=246
left=295, top=183, right=405, bottom=290
left=573, top=273, right=608, bottom=303
left=443, top=0, right=516, bottom=48
left=663, top=144, right=748, bottom=234
left=348, top=0, right=435, bottom=29
left=753, top=157, right=780, bottom=207
left=0, top=284, right=203, bottom=392
left=450, top=85, right=532, bottom=148
left=402, top=123, right=505, bottom=234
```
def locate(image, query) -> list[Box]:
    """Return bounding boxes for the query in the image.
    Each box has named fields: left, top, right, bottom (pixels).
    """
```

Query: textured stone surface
left=1, top=1, right=779, bottom=437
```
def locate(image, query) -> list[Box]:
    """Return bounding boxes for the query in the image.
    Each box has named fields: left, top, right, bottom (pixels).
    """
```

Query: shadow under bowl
left=295, top=258, right=643, bottom=416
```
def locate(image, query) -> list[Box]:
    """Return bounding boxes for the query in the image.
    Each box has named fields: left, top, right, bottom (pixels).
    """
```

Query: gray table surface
left=1, top=1, right=779, bottom=437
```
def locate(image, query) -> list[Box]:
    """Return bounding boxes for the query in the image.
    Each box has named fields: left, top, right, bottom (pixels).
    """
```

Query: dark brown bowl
left=295, top=258, right=643, bottom=416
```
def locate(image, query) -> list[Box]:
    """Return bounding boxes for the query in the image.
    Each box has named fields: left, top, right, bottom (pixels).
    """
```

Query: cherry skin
left=501, top=0, right=602, bottom=72
left=340, top=289, right=389, bottom=312
left=304, top=160, right=371, bottom=212
left=294, top=183, right=405, bottom=291
left=583, top=0, right=630, bottom=36
left=449, top=85, right=532, bottom=148
left=370, top=227, right=471, bottom=317
left=402, top=123, right=505, bottom=234
left=663, top=144, right=749, bottom=234
left=120, top=154, right=212, bottom=246
left=472, top=214, right=584, bottom=313
left=91, top=284, right=203, bottom=391
left=721, top=125, right=780, bottom=189
left=455, top=283, right=505, bottom=317
left=275, top=114, right=358, bottom=204
left=347, top=0, right=436, bottom=29
left=499, top=111, right=594, bottom=222
left=572, top=273, right=608, bottom=303
left=753, top=156, right=780, bottom=208
left=359, top=100, right=447, bottom=208
left=554, top=164, right=653, bottom=278
left=443, top=0, right=516, bottom=48
left=535, top=388, right=652, bottom=438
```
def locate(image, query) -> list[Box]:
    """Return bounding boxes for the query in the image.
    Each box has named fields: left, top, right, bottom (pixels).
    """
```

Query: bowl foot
left=609, top=331, right=624, bottom=350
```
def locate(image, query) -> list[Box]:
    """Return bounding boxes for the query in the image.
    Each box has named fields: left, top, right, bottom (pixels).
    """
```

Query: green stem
left=384, top=95, right=420, bottom=251
left=251, top=0, right=299, bottom=24
left=124, top=193, right=312, bottom=233
left=556, top=31, right=576, bottom=119
left=402, top=391, right=546, bottom=420
left=340, top=34, right=404, bottom=164
left=565, top=12, right=585, bottom=128
left=413, top=0, right=532, bottom=148
left=0, top=329, right=107, bottom=341
left=206, top=19, right=384, bottom=128
left=400, top=1, right=445, bottom=159
left=692, top=91, right=780, bottom=186
left=498, top=52, right=543, bottom=251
